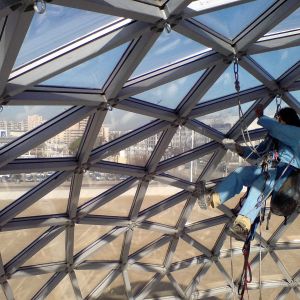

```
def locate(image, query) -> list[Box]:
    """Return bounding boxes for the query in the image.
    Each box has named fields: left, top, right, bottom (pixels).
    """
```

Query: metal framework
left=0, top=0, right=300, bottom=299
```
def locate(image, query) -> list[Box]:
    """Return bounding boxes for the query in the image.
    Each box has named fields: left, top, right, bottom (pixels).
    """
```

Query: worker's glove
left=222, top=138, right=237, bottom=152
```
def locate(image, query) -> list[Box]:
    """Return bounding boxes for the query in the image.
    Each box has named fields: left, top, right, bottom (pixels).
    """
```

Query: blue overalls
left=215, top=115, right=300, bottom=223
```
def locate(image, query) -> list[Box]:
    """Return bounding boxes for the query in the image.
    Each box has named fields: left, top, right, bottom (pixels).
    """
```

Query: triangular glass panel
left=139, top=242, right=169, bottom=265
left=0, top=227, right=46, bottom=265
left=0, top=171, right=53, bottom=212
left=160, top=126, right=211, bottom=161
left=200, top=65, right=261, bottom=103
left=87, top=232, right=124, bottom=261
left=94, top=108, right=155, bottom=149
left=186, top=203, right=224, bottom=225
left=146, top=200, right=187, bottom=227
left=26, top=117, right=89, bottom=158
left=251, top=46, right=300, bottom=79
left=172, top=237, right=203, bottom=263
left=47, top=274, right=77, bottom=300
left=147, top=275, right=178, bottom=298
left=16, top=176, right=71, bottom=217
left=141, top=180, right=182, bottom=211
left=129, top=228, right=164, bottom=255
left=188, top=225, right=225, bottom=251
left=278, top=214, right=300, bottom=242
left=291, top=91, right=300, bottom=104
left=195, top=262, right=226, bottom=290
left=197, top=101, right=255, bottom=134
left=131, top=31, right=209, bottom=78
left=267, top=7, right=300, bottom=35
left=8, top=273, right=53, bottom=300
left=103, top=132, right=161, bottom=166
left=14, top=4, right=120, bottom=68
left=91, top=185, right=136, bottom=216
left=165, top=153, right=213, bottom=182
left=0, top=105, right=69, bottom=150
left=171, top=264, right=200, bottom=291
left=74, top=224, right=114, bottom=255
left=78, top=171, right=123, bottom=207
left=133, top=71, right=204, bottom=109
left=248, top=287, right=290, bottom=300
left=193, top=0, right=274, bottom=40
left=40, top=43, right=129, bottom=89
left=75, top=269, right=112, bottom=299
left=100, top=273, right=126, bottom=300
left=127, top=268, right=155, bottom=295
left=22, top=230, right=65, bottom=266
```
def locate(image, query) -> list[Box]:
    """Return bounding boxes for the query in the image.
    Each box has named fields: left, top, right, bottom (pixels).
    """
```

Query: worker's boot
left=228, top=215, right=251, bottom=241
left=197, top=182, right=221, bottom=209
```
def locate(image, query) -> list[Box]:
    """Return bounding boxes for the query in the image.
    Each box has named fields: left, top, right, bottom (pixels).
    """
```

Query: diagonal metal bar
left=234, top=0, right=300, bottom=51
left=156, top=141, right=221, bottom=174
left=0, top=8, right=33, bottom=96
left=0, top=171, right=71, bottom=227
left=69, top=270, right=83, bottom=300
left=32, top=272, right=67, bottom=300
left=104, top=30, right=161, bottom=99
left=89, top=120, right=170, bottom=164
left=73, top=227, right=127, bottom=266
left=11, top=263, right=66, bottom=277
left=181, top=233, right=212, bottom=258
left=166, top=272, right=187, bottom=299
left=214, top=259, right=236, bottom=290
left=0, top=106, right=95, bottom=168
left=79, top=215, right=129, bottom=227
left=178, top=63, right=229, bottom=117
left=119, top=51, right=222, bottom=99
left=165, top=0, right=193, bottom=16
left=279, top=61, right=300, bottom=88
left=122, top=268, right=134, bottom=300
left=269, top=250, right=293, bottom=283
left=138, top=221, right=177, bottom=235
left=86, top=267, right=122, bottom=300
left=0, top=281, right=15, bottom=300
left=175, top=19, right=232, bottom=55
left=282, top=92, right=300, bottom=113
left=276, top=287, right=292, bottom=300
left=77, top=177, right=139, bottom=218
left=52, top=0, right=164, bottom=22
left=5, top=226, right=65, bottom=275
left=6, top=20, right=149, bottom=97
left=153, top=173, right=195, bottom=192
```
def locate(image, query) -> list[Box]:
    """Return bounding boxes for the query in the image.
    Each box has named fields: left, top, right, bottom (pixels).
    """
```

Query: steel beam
left=122, top=268, right=134, bottom=300
left=153, top=174, right=195, bottom=192
left=79, top=215, right=130, bottom=227
left=11, top=263, right=66, bottom=277
left=69, top=270, right=83, bottom=300
left=138, top=221, right=178, bottom=235
left=282, top=92, right=300, bottom=113
left=181, top=233, right=212, bottom=258
left=167, top=272, right=187, bottom=299
left=0, top=8, right=33, bottom=96
left=279, top=61, right=300, bottom=88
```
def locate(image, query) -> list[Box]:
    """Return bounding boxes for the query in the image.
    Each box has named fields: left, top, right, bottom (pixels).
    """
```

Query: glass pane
left=100, top=273, right=126, bottom=300
left=278, top=215, right=300, bottom=242
left=195, top=262, right=226, bottom=290
left=251, top=46, right=300, bottom=79
left=187, top=204, right=224, bottom=225
left=16, top=177, right=71, bottom=217
left=146, top=200, right=187, bottom=226
left=75, top=269, right=112, bottom=299
left=8, top=273, right=53, bottom=300
left=194, top=0, right=275, bottom=39
left=103, top=133, right=161, bottom=166
left=40, top=43, right=129, bottom=89
left=172, top=238, right=203, bottom=263
left=188, top=225, right=225, bottom=250
left=91, top=186, right=136, bottom=216
left=268, top=7, right=300, bottom=34
left=14, top=4, right=120, bottom=68
left=139, top=242, right=169, bottom=265
left=22, top=230, right=65, bottom=266
left=147, top=275, right=178, bottom=297
left=197, top=101, right=255, bottom=134
left=0, top=171, right=53, bottom=211
left=0, top=106, right=69, bottom=150
left=31, top=117, right=88, bottom=158
left=0, top=228, right=47, bottom=264
left=127, top=269, right=155, bottom=295
left=131, top=31, right=209, bottom=78
left=141, top=180, right=182, bottom=211
left=165, top=153, right=213, bottom=182
left=171, top=264, right=200, bottom=290
left=291, top=91, right=300, bottom=103
left=94, top=109, right=155, bottom=149
left=133, top=71, right=204, bottom=109
left=276, top=249, right=300, bottom=275
left=200, top=65, right=261, bottom=103
left=87, top=233, right=124, bottom=260
left=248, top=288, right=288, bottom=300
left=74, top=224, right=114, bottom=255
left=47, top=274, right=77, bottom=300
left=78, top=171, right=120, bottom=207
left=161, top=127, right=211, bottom=161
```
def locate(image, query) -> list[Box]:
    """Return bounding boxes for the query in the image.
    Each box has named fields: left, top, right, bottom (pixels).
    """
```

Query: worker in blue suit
left=198, top=105, right=300, bottom=240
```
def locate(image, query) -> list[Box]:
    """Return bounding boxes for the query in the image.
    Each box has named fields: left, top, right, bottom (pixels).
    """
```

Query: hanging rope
left=230, top=236, right=236, bottom=299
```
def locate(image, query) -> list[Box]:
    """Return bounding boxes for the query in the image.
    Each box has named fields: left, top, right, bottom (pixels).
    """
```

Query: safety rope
left=229, top=235, right=236, bottom=299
